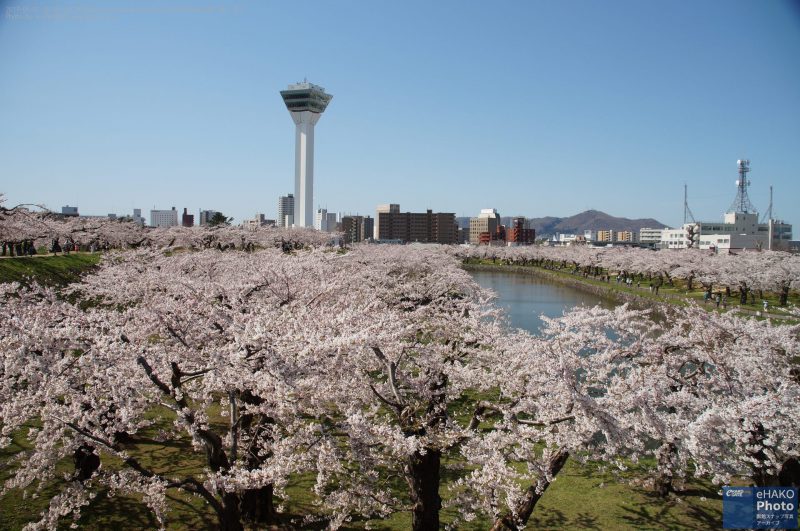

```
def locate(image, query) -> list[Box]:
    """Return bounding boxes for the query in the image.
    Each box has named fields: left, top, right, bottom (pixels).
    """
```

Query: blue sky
left=1, top=0, right=798, bottom=228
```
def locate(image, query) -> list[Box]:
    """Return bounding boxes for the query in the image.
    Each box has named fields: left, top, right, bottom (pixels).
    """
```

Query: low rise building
left=596, top=230, right=615, bottom=243
left=506, top=217, right=535, bottom=246
left=552, top=233, right=577, bottom=245
left=616, top=230, right=638, bottom=243
left=242, top=214, right=275, bottom=230
left=639, top=227, right=663, bottom=247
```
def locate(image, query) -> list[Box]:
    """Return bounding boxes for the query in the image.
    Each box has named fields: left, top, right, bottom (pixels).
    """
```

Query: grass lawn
left=0, top=253, right=101, bottom=286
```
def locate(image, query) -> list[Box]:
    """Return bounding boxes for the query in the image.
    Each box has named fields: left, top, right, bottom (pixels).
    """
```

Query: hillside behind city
left=457, top=210, right=668, bottom=236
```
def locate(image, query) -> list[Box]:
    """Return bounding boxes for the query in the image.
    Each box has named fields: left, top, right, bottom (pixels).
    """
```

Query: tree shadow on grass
left=124, top=436, right=190, bottom=449
left=75, top=490, right=160, bottom=530
left=619, top=492, right=721, bottom=530
left=165, top=491, right=217, bottom=529
left=530, top=508, right=601, bottom=530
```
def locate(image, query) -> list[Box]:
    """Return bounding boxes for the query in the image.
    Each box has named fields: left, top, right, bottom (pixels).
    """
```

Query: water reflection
left=470, top=270, right=614, bottom=335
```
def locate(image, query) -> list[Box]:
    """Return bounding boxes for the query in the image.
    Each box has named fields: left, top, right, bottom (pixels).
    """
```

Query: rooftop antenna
left=728, top=159, right=757, bottom=214
left=760, top=185, right=773, bottom=223
left=683, top=183, right=696, bottom=224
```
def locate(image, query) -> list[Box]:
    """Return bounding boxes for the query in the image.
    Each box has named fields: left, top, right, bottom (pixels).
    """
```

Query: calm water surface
left=469, top=270, right=613, bottom=334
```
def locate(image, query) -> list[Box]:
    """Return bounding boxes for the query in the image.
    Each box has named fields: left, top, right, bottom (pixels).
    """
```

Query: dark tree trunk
left=219, top=493, right=244, bottom=531
left=238, top=391, right=278, bottom=525
left=780, top=286, right=789, bottom=307
left=406, top=449, right=442, bottom=531
left=747, top=422, right=775, bottom=487
left=653, top=442, right=678, bottom=497
left=779, top=458, right=800, bottom=488
left=73, top=444, right=100, bottom=481
left=739, top=284, right=748, bottom=305
left=491, top=447, right=570, bottom=530
left=240, top=485, right=275, bottom=524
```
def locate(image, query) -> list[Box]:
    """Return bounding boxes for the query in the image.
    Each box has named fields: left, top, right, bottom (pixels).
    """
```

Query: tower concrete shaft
left=280, top=82, right=332, bottom=228
left=291, top=111, right=320, bottom=228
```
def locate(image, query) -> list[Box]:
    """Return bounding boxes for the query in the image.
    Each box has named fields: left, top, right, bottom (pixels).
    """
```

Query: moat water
left=469, top=270, right=613, bottom=334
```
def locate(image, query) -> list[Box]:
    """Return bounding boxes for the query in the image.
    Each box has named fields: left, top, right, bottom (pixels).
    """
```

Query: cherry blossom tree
left=646, top=305, right=800, bottom=488
left=0, top=194, right=53, bottom=256
left=1, top=246, right=507, bottom=529
left=458, top=305, right=659, bottom=529
left=2, top=242, right=798, bottom=530
left=2, top=249, right=354, bottom=529
left=299, top=245, right=510, bottom=530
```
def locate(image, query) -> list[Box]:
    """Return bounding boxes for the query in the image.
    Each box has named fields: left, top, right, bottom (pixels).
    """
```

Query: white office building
left=150, top=207, right=178, bottom=228
left=659, top=160, right=792, bottom=251
left=661, top=212, right=792, bottom=251
left=639, top=227, right=663, bottom=246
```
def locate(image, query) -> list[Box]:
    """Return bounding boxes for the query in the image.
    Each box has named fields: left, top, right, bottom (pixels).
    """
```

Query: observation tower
left=280, top=81, right=333, bottom=228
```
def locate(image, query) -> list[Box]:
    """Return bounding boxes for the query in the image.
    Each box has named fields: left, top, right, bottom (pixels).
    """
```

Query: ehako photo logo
left=723, top=487, right=798, bottom=529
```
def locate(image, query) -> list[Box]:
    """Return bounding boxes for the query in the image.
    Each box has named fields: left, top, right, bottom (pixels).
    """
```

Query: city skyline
left=1, top=1, right=799, bottom=229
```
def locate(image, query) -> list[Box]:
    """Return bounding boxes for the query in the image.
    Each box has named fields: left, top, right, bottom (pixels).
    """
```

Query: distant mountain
left=528, top=210, right=668, bottom=236
left=456, top=210, right=668, bottom=236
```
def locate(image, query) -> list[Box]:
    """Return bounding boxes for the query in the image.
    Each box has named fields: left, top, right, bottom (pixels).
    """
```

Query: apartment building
left=376, top=205, right=457, bottom=244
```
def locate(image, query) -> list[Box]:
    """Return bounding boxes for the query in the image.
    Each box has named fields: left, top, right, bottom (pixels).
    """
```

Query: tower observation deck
left=280, top=82, right=333, bottom=228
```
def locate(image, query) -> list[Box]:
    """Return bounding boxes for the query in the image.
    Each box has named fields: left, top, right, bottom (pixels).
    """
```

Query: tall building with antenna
left=660, top=159, right=792, bottom=251
left=280, top=81, right=333, bottom=228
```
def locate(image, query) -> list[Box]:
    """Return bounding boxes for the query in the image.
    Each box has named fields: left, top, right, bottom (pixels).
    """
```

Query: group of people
left=1, top=239, right=37, bottom=257
left=704, top=291, right=728, bottom=308
left=703, top=290, right=772, bottom=312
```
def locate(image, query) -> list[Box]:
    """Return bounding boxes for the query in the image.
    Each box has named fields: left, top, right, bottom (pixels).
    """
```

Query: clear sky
left=1, top=0, right=799, bottom=229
